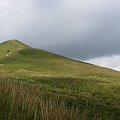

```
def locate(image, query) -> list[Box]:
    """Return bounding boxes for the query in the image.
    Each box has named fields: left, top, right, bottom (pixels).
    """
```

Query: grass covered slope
left=0, top=40, right=120, bottom=119
left=0, top=40, right=120, bottom=78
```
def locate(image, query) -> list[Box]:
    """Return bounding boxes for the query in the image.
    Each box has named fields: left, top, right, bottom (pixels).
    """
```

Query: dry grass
left=0, top=78, right=80, bottom=120
left=0, top=78, right=114, bottom=120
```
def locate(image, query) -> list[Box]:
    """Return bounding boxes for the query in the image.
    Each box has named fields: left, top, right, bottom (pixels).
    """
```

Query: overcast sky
left=0, top=0, right=120, bottom=70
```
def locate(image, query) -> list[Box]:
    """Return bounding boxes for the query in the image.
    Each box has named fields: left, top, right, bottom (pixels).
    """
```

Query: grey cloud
left=0, top=0, right=120, bottom=60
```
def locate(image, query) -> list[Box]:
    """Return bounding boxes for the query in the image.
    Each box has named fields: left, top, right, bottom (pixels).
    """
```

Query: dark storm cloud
left=0, top=0, right=120, bottom=60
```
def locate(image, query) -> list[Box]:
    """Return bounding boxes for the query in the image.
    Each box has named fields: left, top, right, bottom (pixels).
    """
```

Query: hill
left=0, top=40, right=120, bottom=119
left=0, top=40, right=120, bottom=78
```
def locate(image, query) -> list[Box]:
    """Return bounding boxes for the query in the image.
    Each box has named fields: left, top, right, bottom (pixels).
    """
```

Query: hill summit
left=0, top=40, right=29, bottom=59
left=1, top=39, right=29, bottom=48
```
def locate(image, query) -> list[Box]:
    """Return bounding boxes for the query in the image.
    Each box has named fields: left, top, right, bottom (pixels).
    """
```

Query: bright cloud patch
left=87, top=55, right=120, bottom=71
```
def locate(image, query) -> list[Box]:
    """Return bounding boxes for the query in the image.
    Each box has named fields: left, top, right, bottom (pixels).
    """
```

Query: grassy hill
left=0, top=40, right=120, bottom=120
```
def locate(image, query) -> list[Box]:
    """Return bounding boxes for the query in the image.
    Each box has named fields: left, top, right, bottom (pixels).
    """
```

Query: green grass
left=0, top=78, right=81, bottom=120
left=0, top=40, right=120, bottom=119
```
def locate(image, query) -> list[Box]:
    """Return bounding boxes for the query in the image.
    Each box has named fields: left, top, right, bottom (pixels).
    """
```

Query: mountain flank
left=0, top=40, right=120, bottom=119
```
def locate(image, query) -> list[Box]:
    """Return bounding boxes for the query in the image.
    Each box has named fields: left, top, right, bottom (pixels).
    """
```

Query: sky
left=0, top=0, right=120, bottom=70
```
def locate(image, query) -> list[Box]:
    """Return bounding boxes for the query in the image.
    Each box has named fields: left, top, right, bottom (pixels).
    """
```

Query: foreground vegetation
left=0, top=78, right=100, bottom=120
left=0, top=40, right=120, bottom=119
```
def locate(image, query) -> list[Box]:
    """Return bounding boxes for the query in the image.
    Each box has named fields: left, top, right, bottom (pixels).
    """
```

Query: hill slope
left=0, top=40, right=120, bottom=97
left=0, top=40, right=120, bottom=78
left=0, top=40, right=120, bottom=119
